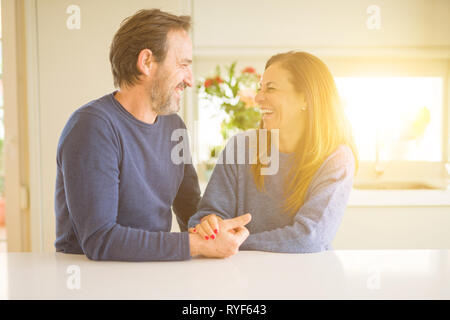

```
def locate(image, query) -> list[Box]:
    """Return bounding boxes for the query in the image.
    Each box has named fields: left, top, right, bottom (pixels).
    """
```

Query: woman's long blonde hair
left=251, top=51, right=359, bottom=215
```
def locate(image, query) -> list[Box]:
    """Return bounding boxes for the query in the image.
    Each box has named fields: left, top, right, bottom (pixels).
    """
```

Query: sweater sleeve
left=58, top=112, right=190, bottom=261
left=171, top=119, right=201, bottom=231
left=172, top=162, right=201, bottom=232
left=188, top=138, right=239, bottom=228
left=240, top=146, right=355, bottom=253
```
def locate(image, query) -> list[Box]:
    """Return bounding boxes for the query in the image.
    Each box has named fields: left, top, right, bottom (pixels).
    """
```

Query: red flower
left=242, top=67, right=256, bottom=74
left=204, top=78, right=214, bottom=88
left=214, top=76, right=224, bottom=84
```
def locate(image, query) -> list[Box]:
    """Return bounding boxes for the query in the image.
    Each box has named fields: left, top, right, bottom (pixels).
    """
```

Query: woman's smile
left=260, top=107, right=275, bottom=121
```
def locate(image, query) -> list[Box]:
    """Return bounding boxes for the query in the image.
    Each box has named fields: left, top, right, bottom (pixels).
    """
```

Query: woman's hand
left=188, top=214, right=223, bottom=240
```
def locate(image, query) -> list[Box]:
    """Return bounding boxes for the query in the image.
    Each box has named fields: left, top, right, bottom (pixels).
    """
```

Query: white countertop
left=1, top=250, right=449, bottom=299
left=347, top=189, right=450, bottom=207
left=199, top=181, right=450, bottom=207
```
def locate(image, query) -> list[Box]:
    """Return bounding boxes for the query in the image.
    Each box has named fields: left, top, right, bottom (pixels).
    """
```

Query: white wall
left=193, top=0, right=450, bottom=51
left=20, top=0, right=450, bottom=251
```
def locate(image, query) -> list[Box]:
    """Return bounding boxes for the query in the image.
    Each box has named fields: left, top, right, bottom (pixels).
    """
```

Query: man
left=54, top=9, right=251, bottom=261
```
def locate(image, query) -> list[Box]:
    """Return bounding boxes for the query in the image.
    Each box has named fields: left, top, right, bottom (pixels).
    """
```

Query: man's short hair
left=109, top=9, right=191, bottom=88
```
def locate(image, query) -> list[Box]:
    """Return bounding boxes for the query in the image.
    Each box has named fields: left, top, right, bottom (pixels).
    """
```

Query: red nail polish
left=205, top=236, right=209, bottom=240
left=214, top=229, right=218, bottom=234
left=193, top=228, right=197, bottom=233
left=210, top=234, right=215, bottom=240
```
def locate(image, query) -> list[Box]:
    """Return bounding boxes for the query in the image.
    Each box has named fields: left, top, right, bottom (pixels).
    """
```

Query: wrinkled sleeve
left=172, top=161, right=201, bottom=232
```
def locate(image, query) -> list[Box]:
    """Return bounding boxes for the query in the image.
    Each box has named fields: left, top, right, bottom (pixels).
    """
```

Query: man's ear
left=136, top=48, right=154, bottom=77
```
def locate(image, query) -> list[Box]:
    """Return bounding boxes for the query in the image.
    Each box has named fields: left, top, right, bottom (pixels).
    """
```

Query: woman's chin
left=262, top=121, right=277, bottom=131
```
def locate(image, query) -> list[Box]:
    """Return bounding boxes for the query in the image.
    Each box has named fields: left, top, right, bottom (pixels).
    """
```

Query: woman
left=188, top=51, right=358, bottom=253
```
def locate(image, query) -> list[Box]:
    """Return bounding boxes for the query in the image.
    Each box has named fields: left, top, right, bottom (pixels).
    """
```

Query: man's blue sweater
left=55, top=92, right=200, bottom=261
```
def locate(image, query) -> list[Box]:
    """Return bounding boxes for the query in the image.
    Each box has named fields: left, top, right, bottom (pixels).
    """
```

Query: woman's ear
left=136, top=48, right=154, bottom=77
left=298, top=93, right=307, bottom=111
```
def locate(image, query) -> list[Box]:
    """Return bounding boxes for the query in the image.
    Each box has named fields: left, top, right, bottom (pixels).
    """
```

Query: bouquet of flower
left=197, top=62, right=262, bottom=152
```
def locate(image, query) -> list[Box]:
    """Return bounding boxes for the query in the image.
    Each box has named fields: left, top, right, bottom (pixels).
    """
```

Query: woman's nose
left=255, top=91, right=263, bottom=105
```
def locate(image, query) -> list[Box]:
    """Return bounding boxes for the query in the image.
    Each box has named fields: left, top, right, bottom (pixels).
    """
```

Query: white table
left=1, top=250, right=449, bottom=299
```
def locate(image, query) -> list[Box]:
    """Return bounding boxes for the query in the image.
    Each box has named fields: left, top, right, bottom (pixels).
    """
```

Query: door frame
left=2, top=0, right=40, bottom=252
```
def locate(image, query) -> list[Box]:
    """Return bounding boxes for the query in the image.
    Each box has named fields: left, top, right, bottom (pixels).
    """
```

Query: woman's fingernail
left=193, top=228, right=197, bottom=233
left=210, top=234, right=215, bottom=240
left=205, top=236, right=209, bottom=240
left=214, top=229, right=218, bottom=234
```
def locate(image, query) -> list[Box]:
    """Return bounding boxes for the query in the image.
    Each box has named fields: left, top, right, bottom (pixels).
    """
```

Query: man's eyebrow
left=181, top=58, right=192, bottom=64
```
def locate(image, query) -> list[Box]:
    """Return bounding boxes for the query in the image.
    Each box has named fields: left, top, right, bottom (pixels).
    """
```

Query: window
left=328, top=57, right=450, bottom=190
left=197, top=98, right=226, bottom=163
left=336, top=77, right=443, bottom=162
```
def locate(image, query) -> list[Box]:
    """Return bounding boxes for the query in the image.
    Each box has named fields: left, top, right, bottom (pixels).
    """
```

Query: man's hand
left=189, top=213, right=252, bottom=258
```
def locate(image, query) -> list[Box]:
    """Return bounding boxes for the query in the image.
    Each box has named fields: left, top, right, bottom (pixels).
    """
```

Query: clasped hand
left=188, top=213, right=252, bottom=258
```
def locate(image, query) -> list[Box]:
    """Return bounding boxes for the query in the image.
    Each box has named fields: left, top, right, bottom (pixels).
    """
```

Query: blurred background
left=0, top=0, right=449, bottom=253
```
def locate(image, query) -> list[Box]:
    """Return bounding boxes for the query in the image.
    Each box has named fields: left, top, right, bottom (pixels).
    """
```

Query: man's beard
left=149, top=71, right=183, bottom=115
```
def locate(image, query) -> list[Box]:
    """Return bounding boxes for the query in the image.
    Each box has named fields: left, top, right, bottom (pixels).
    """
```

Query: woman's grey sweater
left=188, top=131, right=355, bottom=253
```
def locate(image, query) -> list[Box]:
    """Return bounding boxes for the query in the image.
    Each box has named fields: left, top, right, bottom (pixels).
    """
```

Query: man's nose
left=184, top=68, right=193, bottom=87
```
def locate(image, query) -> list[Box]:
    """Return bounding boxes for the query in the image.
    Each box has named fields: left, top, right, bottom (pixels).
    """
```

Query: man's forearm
left=189, top=233, right=203, bottom=257
left=78, top=222, right=192, bottom=261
